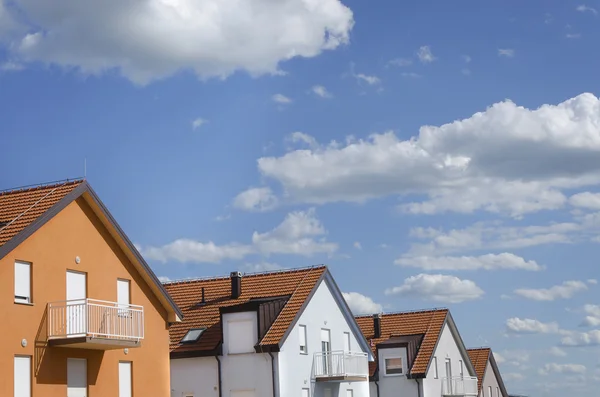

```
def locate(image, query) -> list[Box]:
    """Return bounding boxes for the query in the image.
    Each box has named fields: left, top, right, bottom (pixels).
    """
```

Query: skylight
left=180, top=328, right=206, bottom=344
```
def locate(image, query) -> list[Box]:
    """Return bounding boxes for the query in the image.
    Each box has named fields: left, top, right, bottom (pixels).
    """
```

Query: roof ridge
left=162, top=265, right=327, bottom=285
left=468, top=346, right=492, bottom=351
left=355, top=307, right=449, bottom=318
left=0, top=178, right=84, bottom=196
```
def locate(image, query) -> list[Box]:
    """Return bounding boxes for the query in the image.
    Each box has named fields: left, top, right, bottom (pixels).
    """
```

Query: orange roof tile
left=468, top=347, right=491, bottom=394
left=355, top=308, right=449, bottom=377
left=164, top=266, right=327, bottom=356
left=0, top=179, right=84, bottom=247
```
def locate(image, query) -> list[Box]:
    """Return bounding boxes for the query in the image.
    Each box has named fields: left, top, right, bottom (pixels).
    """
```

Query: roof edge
left=445, top=312, right=477, bottom=376
left=488, top=349, right=510, bottom=397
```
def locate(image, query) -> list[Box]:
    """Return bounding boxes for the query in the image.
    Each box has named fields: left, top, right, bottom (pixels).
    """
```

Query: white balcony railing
left=441, top=376, right=479, bottom=397
left=312, top=350, right=369, bottom=379
left=47, top=299, right=144, bottom=341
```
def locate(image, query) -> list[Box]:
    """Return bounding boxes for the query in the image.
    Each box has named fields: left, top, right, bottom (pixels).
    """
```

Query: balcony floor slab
left=314, top=375, right=368, bottom=383
left=48, top=336, right=142, bottom=350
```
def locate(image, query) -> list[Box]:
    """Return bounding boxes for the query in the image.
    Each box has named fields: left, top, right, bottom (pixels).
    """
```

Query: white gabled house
left=164, top=266, right=374, bottom=397
left=467, top=348, right=508, bottom=397
left=355, top=309, right=479, bottom=397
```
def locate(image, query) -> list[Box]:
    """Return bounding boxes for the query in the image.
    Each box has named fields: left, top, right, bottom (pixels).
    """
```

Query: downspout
left=374, top=380, right=380, bottom=397
left=215, top=356, right=222, bottom=397
left=268, top=352, right=278, bottom=397
left=415, top=378, right=421, bottom=397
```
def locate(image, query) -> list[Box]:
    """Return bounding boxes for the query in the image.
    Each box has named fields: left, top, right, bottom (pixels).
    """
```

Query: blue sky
left=2, top=0, right=600, bottom=395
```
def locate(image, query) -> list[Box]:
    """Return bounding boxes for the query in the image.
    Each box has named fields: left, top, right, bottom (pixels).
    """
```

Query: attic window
left=181, top=328, right=206, bottom=344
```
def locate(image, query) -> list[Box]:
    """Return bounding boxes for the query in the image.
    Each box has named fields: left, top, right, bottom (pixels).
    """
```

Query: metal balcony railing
left=312, top=350, right=369, bottom=379
left=441, top=376, right=479, bottom=397
left=47, top=299, right=144, bottom=341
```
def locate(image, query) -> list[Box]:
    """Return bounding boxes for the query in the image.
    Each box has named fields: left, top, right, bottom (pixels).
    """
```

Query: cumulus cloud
left=561, top=330, right=600, bottom=346
left=354, top=73, right=381, bottom=85
left=580, top=304, right=600, bottom=326
left=498, top=49, right=515, bottom=57
left=158, top=276, right=171, bottom=283
left=570, top=192, right=600, bottom=210
left=272, top=94, right=292, bottom=104
left=0, top=0, right=354, bottom=84
left=394, top=253, right=543, bottom=271
left=539, top=363, right=586, bottom=375
left=192, top=118, right=207, bottom=130
left=241, top=262, right=284, bottom=272
left=417, top=45, right=436, bottom=63
left=239, top=94, right=600, bottom=218
left=343, top=292, right=383, bottom=315
left=514, top=281, right=589, bottom=301
left=311, top=85, right=333, bottom=98
left=233, top=187, right=279, bottom=212
left=576, top=5, right=598, bottom=15
left=549, top=347, right=567, bottom=357
left=506, top=318, right=562, bottom=334
left=384, top=274, right=484, bottom=303
left=141, top=208, right=337, bottom=263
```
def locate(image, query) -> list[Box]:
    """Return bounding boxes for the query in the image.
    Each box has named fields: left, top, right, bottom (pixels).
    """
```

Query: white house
left=355, top=309, right=479, bottom=397
left=467, top=348, right=508, bottom=397
left=164, top=266, right=374, bottom=397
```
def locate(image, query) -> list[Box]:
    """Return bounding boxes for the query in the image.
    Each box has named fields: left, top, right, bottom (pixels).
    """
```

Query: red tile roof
left=355, top=309, right=449, bottom=377
left=0, top=180, right=84, bottom=247
left=468, top=347, right=491, bottom=394
left=164, top=266, right=327, bottom=356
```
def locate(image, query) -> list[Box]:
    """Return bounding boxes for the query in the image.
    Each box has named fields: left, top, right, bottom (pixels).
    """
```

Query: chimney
left=200, top=287, right=206, bottom=305
left=230, top=271, right=242, bottom=299
left=373, top=313, right=382, bottom=338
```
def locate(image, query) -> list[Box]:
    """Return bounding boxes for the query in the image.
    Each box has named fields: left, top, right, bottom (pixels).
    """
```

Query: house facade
left=355, top=309, right=479, bottom=397
left=0, top=179, right=181, bottom=397
left=467, top=348, right=508, bottom=397
left=166, top=266, right=374, bottom=397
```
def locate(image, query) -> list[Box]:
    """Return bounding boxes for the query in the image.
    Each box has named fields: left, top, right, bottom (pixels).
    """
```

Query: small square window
left=181, top=328, right=206, bottom=344
left=385, top=357, right=403, bottom=375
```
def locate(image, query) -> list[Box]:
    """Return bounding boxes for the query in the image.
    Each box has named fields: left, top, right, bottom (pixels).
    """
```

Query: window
left=496, top=387, right=500, bottom=397
left=343, top=332, right=351, bottom=352
left=227, top=319, right=255, bottom=354
left=459, top=360, right=464, bottom=377
left=181, top=328, right=206, bottom=344
left=384, top=357, right=403, bottom=375
left=346, top=390, right=354, bottom=397
left=488, top=386, right=492, bottom=397
left=119, top=361, right=132, bottom=397
left=433, top=357, right=438, bottom=378
left=302, top=389, right=310, bottom=397
left=14, top=261, right=31, bottom=304
left=14, top=356, right=31, bottom=397
left=117, top=279, right=131, bottom=317
left=299, top=325, right=307, bottom=354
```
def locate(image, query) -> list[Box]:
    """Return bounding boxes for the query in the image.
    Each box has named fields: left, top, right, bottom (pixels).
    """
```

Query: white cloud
left=0, top=61, right=23, bottom=71
left=401, top=72, right=421, bottom=79
left=158, top=276, right=171, bottom=283
left=0, top=0, right=353, bottom=84
left=539, top=363, right=587, bottom=375
left=417, top=45, right=436, bottom=63
left=272, top=94, right=292, bottom=104
left=343, top=292, right=382, bottom=315
left=462, top=55, right=472, bottom=63
left=503, top=373, right=525, bottom=381
left=353, top=241, right=362, bottom=250
left=233, top=187, right=278, bottom=212
left=587, top=279, right=598, bottom=284
left=241, top=93, right=600, bottom=217
left=550, top=346, right=568, bottom=357
left=311, top=85, right=333, bottom=99
left=570, top=192, right=600, bottom=210
left=498, top=48, right=515, bottom=57
left=493, top=352, right=505, bottom=363
left=242, top=262, right=283, bottom=272
left=514, top=280, right=589, bottom=301
left=142, top=207, right=337, bottom=263
left=506, top=318, right=561, bottom=334
left=395, top=253, right=543, bottom=272
left=385, top=274, right=484, bottom=303
left=192, top=117, right=207, bottom=130
left=387, top=58, right=412, bottom=67
left=355, top=73, right=381, bottom=86
left=561, top=330, right=600, bottom=346
left=566, top=33, right=582, bottom=39
left=576, top=5, right=598, bottom=15
left=288, top=131, right=320, bottom=150
left=580, top=304, right=600, bottom=326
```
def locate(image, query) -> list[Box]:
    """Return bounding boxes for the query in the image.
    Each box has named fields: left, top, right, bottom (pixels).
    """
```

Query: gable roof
left=468, top=347, right=509, bottom=397
left=0, top=179, right=182, bottom=322
left=164, top=266, right=372, bottom=359
left=356, top=308, right=475, bottom=379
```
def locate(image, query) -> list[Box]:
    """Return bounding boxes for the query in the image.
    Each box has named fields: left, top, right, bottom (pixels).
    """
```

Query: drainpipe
left=268, top=352, right=278, bottom=397
left=374, top=380, right=380, bottom=397
left=415, top=378, right=421, bottom=397
left=215, top=356, right=222, bottom=397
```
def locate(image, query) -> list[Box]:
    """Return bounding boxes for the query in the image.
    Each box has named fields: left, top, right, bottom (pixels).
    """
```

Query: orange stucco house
left=0, top=179, right=182, bottom=397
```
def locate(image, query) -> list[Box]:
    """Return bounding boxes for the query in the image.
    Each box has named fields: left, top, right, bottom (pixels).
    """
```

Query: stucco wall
left=278, top=279, right=370, bottom=397
left=375, top=346, right=420, bottom=397
left=0, top=198, right=171, bottom=396
left=170, top=357, right=219, bottom=397
left=480, top=360, right=502, bottom=397
left=422, top=323, right=475, bottom=397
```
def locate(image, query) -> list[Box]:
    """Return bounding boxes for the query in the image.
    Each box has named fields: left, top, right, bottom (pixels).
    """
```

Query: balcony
left=441, top=376, right=479, bottom=397
left=47, top=299, right=144, bottom=350
left=312, top=351, right=369, bottom=382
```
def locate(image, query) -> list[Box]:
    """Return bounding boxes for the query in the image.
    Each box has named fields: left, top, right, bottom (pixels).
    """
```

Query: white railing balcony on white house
left=47, top=299, right=144, bottom=350
left=312, top=351, right=369, bottom=382
left=441, top=376, right=479, bottom=397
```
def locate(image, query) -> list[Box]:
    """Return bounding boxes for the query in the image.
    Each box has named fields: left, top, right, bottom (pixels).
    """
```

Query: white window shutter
left=14, top=356, right=31, bottom=397
left=14, top=262, right=31, bottom=303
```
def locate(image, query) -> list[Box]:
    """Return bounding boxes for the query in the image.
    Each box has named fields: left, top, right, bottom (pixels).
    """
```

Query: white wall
left=422, top=323, right=475, bottom=397
left=375, top=346, right=419, bottom=397
left=278, top=279, right=370, bottom=397
left=479, top=360, right=502, bottom=397
left=170, top=357, right=219, bottom=397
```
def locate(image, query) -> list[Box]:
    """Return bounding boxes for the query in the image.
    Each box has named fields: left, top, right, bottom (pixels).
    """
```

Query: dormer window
left=181, top=328, right=206, bottom=344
